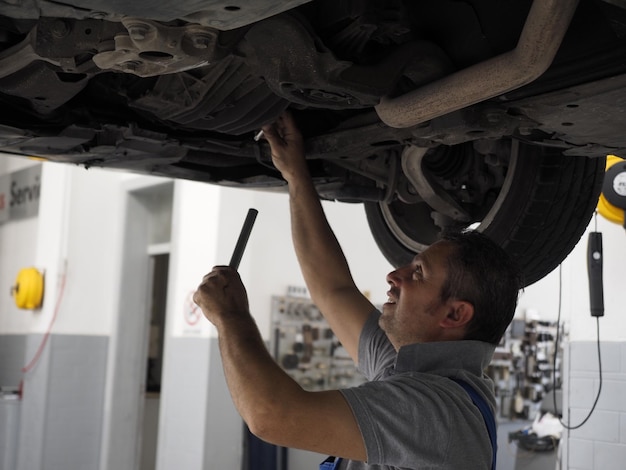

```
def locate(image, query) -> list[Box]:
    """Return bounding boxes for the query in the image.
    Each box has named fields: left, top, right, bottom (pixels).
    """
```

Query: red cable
left=21, top=270, right=67, bottom=375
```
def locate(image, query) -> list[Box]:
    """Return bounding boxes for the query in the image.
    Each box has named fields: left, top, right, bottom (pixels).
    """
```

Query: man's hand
left=193, top=266, right=250, bottom=328
left=262, top=111, right=307, bottom=181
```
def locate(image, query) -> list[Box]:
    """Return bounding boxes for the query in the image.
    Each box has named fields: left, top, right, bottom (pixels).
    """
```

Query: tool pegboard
left=271, top=295, right=366, bottom=391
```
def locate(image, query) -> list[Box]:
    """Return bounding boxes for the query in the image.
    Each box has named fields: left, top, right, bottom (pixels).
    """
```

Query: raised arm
left=193, top=266, right=366, bottom=460
left=262, top=112, right=374, bottom=362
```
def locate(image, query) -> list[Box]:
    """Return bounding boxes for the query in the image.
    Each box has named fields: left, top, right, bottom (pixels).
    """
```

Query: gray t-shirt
left=338, top=310, right=496, bottom=469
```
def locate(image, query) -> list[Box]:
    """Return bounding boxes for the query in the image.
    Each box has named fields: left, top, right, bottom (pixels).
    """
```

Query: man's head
left=439, top=231, right=524, bottom=344
left=381, top=230, right=523, bottom=348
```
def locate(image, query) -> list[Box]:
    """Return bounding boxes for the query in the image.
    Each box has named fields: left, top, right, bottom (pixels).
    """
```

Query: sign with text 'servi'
left=0, top=164, right=42, bottom=224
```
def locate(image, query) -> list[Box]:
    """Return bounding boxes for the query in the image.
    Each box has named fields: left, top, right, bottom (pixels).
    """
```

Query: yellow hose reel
left=10, top=267, right=45, bottom=309
left=597, top=155, right=626, bottom=225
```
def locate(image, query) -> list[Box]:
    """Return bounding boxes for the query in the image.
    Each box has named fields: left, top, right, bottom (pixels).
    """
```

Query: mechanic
left=193, top=111, right=523, bottom=469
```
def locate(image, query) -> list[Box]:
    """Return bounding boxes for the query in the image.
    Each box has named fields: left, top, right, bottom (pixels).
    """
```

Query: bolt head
left=191, top=35, right=211, bottom=49
left=51, top=19, right=71, bottom=39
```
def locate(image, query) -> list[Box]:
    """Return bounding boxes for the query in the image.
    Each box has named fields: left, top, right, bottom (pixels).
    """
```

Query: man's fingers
left=195, top=267, right=229, bottom=298
left=261, top=128, right=284, bottom=154
left=262, top=111, right=297, bottom=143
left=192, top=289, right=201, bottom=306
left=279, top=111, right=295, bottom=130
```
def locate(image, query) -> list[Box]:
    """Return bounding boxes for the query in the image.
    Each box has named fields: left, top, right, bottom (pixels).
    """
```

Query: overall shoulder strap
left=320, top=456, right=342, bottom=470
left=451, top=378, right=497, bottom=470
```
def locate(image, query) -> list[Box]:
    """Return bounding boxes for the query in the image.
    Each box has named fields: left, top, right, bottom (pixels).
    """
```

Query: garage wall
left=0, top=159, right=125, bottom=336
left=517, top=216, right=626, bottom=470
left=0, top=158, right=128, bottom=469
left=155, top=180, right=240, bottom=470
left=0, top=155, right=40, bottom=343
left=0, top=156, right=41, bottom=470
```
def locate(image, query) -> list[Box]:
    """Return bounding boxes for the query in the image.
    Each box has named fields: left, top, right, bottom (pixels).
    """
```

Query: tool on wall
left=229, top=208, right=258, bottom=269
left=597, top=155, right=626, bottom=227
left=270, top=295, right=366, bottom=392
left=10, top=267, right=44, bottom=309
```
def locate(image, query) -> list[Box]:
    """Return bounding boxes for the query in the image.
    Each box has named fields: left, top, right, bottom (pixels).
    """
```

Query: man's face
left=380, top=241, right=457, bottom=349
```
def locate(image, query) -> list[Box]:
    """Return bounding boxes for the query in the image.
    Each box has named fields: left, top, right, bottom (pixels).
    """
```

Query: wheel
left=364, top=140, right=605, bottom=286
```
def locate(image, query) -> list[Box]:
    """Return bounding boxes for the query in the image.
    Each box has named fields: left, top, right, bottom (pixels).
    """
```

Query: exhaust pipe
left=375, top=0, right=580, bottom=128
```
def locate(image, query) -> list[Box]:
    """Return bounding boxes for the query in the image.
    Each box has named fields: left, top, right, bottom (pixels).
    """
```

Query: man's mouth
left=385, top=291, right=397, bottom=304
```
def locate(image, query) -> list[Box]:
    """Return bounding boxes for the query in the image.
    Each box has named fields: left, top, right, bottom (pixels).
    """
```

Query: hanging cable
left=552, top=306, right=602, bottom=429
left=551, top=229, right=603, bottom=429
left=20, top=266, right=67, bottom=376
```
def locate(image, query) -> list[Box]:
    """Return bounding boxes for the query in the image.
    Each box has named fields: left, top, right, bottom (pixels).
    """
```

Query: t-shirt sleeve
left=356, top=310, right=396, bottom=380
left=339, top=376, right=492, bottom=469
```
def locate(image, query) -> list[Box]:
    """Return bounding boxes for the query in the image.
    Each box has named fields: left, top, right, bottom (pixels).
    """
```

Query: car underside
left=1, top=0, right=624, bottom=285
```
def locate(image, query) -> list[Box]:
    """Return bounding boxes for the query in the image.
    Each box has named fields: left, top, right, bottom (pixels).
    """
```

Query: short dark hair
left=438, top=231, right=524, bottom=345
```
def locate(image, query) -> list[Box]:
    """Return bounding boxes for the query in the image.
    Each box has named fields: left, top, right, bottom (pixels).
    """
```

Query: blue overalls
left=452, top=379, right=497, bottom=470
left=319, top=456, right=342, bottom=470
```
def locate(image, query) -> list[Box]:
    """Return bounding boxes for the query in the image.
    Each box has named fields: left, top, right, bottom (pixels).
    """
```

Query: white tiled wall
left=565, top=341, right=626, bottom=470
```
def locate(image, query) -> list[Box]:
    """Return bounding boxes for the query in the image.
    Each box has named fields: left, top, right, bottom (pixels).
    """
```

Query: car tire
left=364, top=141, right=606, bottom=286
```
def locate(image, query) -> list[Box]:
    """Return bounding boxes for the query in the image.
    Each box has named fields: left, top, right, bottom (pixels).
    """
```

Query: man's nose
left=386, top=265, right=409, bottom=284
left=386, top=270, right=396, bottom=285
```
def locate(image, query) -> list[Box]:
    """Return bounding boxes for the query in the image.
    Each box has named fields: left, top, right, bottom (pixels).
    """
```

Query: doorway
left=140, top=252, right=169, bottom=470
left=100, top=179, right=173, bottom=470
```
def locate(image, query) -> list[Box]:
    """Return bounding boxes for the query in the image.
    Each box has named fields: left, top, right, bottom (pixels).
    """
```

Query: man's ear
left=440, top=300, right=474, bottom=329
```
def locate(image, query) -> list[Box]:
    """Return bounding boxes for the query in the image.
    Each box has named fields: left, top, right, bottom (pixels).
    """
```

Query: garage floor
left=497, top=420, right=559, bottom=470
